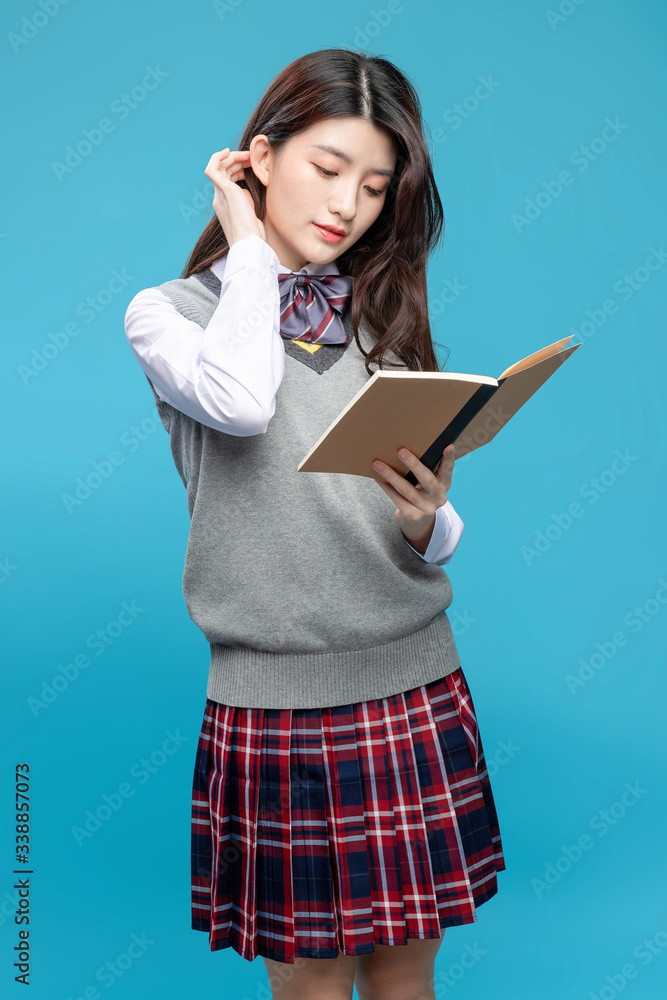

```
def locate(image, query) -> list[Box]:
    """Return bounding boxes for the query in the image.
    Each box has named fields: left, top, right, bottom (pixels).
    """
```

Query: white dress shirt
left=124, top=234, right=464, bottom=565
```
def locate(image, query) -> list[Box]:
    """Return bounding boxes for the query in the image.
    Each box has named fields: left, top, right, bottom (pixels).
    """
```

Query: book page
left=498, top=335, right=577, bottom=380
left=454, top=341, right=580, bottom=456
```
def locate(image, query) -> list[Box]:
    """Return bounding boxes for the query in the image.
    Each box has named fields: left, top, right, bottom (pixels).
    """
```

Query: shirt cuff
left=223, top=233, right=280, bottom=281
left=406, top=500, right=464, bottom=565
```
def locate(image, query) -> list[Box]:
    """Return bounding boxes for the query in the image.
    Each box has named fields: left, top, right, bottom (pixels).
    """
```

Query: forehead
left=292, top=118, right=397, bottom=168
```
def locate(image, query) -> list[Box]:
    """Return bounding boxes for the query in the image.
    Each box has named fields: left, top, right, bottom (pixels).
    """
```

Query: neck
left=262, top=220, right=309, bottom=271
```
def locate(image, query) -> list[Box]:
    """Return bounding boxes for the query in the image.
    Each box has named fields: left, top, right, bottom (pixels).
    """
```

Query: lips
left=313, top=223, right=346, bottom=243
left=318, top=224, right=346, bottom=235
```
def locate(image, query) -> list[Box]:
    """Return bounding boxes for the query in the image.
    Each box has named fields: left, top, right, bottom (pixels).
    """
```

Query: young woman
left=124, top=47, right=505, bottom=1000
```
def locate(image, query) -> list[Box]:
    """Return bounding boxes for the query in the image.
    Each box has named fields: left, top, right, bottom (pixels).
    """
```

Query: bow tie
left=277, top=270, right=354, bottom=345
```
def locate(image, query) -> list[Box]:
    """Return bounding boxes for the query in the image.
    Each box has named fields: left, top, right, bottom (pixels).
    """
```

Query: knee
left=355, top=970, right=433, bottom=1000
left=265, top=954, right=356, bottom=1000
left=355, top=935, right=444, bottom=1000
left=270, top=985, right=353, bottom=1000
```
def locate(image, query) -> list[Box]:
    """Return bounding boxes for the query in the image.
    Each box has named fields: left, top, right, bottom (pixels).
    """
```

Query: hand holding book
left=371, top=443, right=457, bottom=554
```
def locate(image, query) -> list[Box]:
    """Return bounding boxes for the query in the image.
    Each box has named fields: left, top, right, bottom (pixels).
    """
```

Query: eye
left=314, top=163, right=385, bottom=197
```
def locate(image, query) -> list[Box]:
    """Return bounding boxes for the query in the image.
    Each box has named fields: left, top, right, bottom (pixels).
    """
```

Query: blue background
left=2, top=0, right=666, bottom=997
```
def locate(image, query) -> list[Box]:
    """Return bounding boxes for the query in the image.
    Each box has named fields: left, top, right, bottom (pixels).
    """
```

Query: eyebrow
left=308, top=143, right=395, bottom=179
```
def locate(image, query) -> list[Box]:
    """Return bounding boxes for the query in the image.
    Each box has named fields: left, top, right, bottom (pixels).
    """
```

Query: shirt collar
left=210, top=246, right=340, bottom=282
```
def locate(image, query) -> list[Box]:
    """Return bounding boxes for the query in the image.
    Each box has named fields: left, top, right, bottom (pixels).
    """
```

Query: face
left=249, top=117, right=397, bottom=271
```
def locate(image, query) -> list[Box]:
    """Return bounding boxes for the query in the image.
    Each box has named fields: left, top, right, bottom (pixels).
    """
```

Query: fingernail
left=399, top=449, right=410, bottom=459
left=373, top=461, right=383, bottom=471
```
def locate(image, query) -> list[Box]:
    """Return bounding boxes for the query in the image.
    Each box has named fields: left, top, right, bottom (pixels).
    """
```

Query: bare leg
left=262, top=950, right=357, bottom=1000
left=354, top=930, right=446, bottom=1000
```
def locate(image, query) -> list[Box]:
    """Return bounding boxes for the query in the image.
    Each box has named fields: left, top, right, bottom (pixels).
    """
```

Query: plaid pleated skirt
left=190, top=665, right=505, bottom=964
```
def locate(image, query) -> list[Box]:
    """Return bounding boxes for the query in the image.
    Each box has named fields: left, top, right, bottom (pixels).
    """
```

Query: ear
left=248, top=134, right=272, bottom=188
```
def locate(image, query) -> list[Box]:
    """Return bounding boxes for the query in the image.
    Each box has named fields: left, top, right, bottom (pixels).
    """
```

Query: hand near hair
left=204, top=147, right=266, bottom=247
left=372, top=444, right=456, bottom=556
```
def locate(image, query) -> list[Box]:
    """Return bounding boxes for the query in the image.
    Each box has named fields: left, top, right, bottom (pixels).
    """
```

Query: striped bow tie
left=277, top=271, right=354, bottom=345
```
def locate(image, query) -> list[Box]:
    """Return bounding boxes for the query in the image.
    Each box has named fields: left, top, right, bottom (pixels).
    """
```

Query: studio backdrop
left=2, top=1, right=666, bottom=998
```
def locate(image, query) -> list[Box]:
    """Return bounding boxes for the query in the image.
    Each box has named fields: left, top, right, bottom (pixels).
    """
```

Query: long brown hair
left=182, top=48, right=449, bottom=375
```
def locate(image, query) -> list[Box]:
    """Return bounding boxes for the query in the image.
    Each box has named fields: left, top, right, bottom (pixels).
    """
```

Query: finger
left=372, top=477, right=421, bottom=517
left=207, top=149, right=246, bottom=175
left=430, top=443, right=455, bottom=475
left=205, top=153, right=247, bottom=186
left=435, top=444, right=456, bottom=479
left=372, top=457, right=431, bottom=510
left=207, top=148, right=230, bottom=170
left=217, top=149, right=251, bottom=166
left=397, top=447, right=441, bottom=493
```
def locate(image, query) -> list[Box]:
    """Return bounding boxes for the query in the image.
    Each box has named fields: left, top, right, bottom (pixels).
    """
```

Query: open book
left=298, top=335, right=580, bottom=482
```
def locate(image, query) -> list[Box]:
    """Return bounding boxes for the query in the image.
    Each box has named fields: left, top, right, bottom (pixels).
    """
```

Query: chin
left=307, top=236, right=342, bottom=262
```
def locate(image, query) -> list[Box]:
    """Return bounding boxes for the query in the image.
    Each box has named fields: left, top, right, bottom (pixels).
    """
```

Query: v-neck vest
left=144, top=267, right=461, bottom=708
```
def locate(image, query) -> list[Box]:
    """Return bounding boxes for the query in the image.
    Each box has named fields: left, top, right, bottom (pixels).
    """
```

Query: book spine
left=404, top=381, right=503, bottom=484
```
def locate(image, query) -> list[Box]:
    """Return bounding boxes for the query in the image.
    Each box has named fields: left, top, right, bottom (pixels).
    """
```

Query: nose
left=327, top=178, right=357, bottom=223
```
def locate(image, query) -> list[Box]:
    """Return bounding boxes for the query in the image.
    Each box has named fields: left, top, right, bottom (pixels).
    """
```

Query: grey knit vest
left=145, top=265, right=461, bottom=708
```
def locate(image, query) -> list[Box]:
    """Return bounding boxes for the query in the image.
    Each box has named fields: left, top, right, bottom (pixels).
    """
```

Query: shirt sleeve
left=123, top=234, right=284, bottom=436
left=405, top=500, right=465, bottom=565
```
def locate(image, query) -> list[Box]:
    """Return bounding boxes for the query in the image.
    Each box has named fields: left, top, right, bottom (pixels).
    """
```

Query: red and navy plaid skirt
left=190, top=665, right=505, bottom=964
